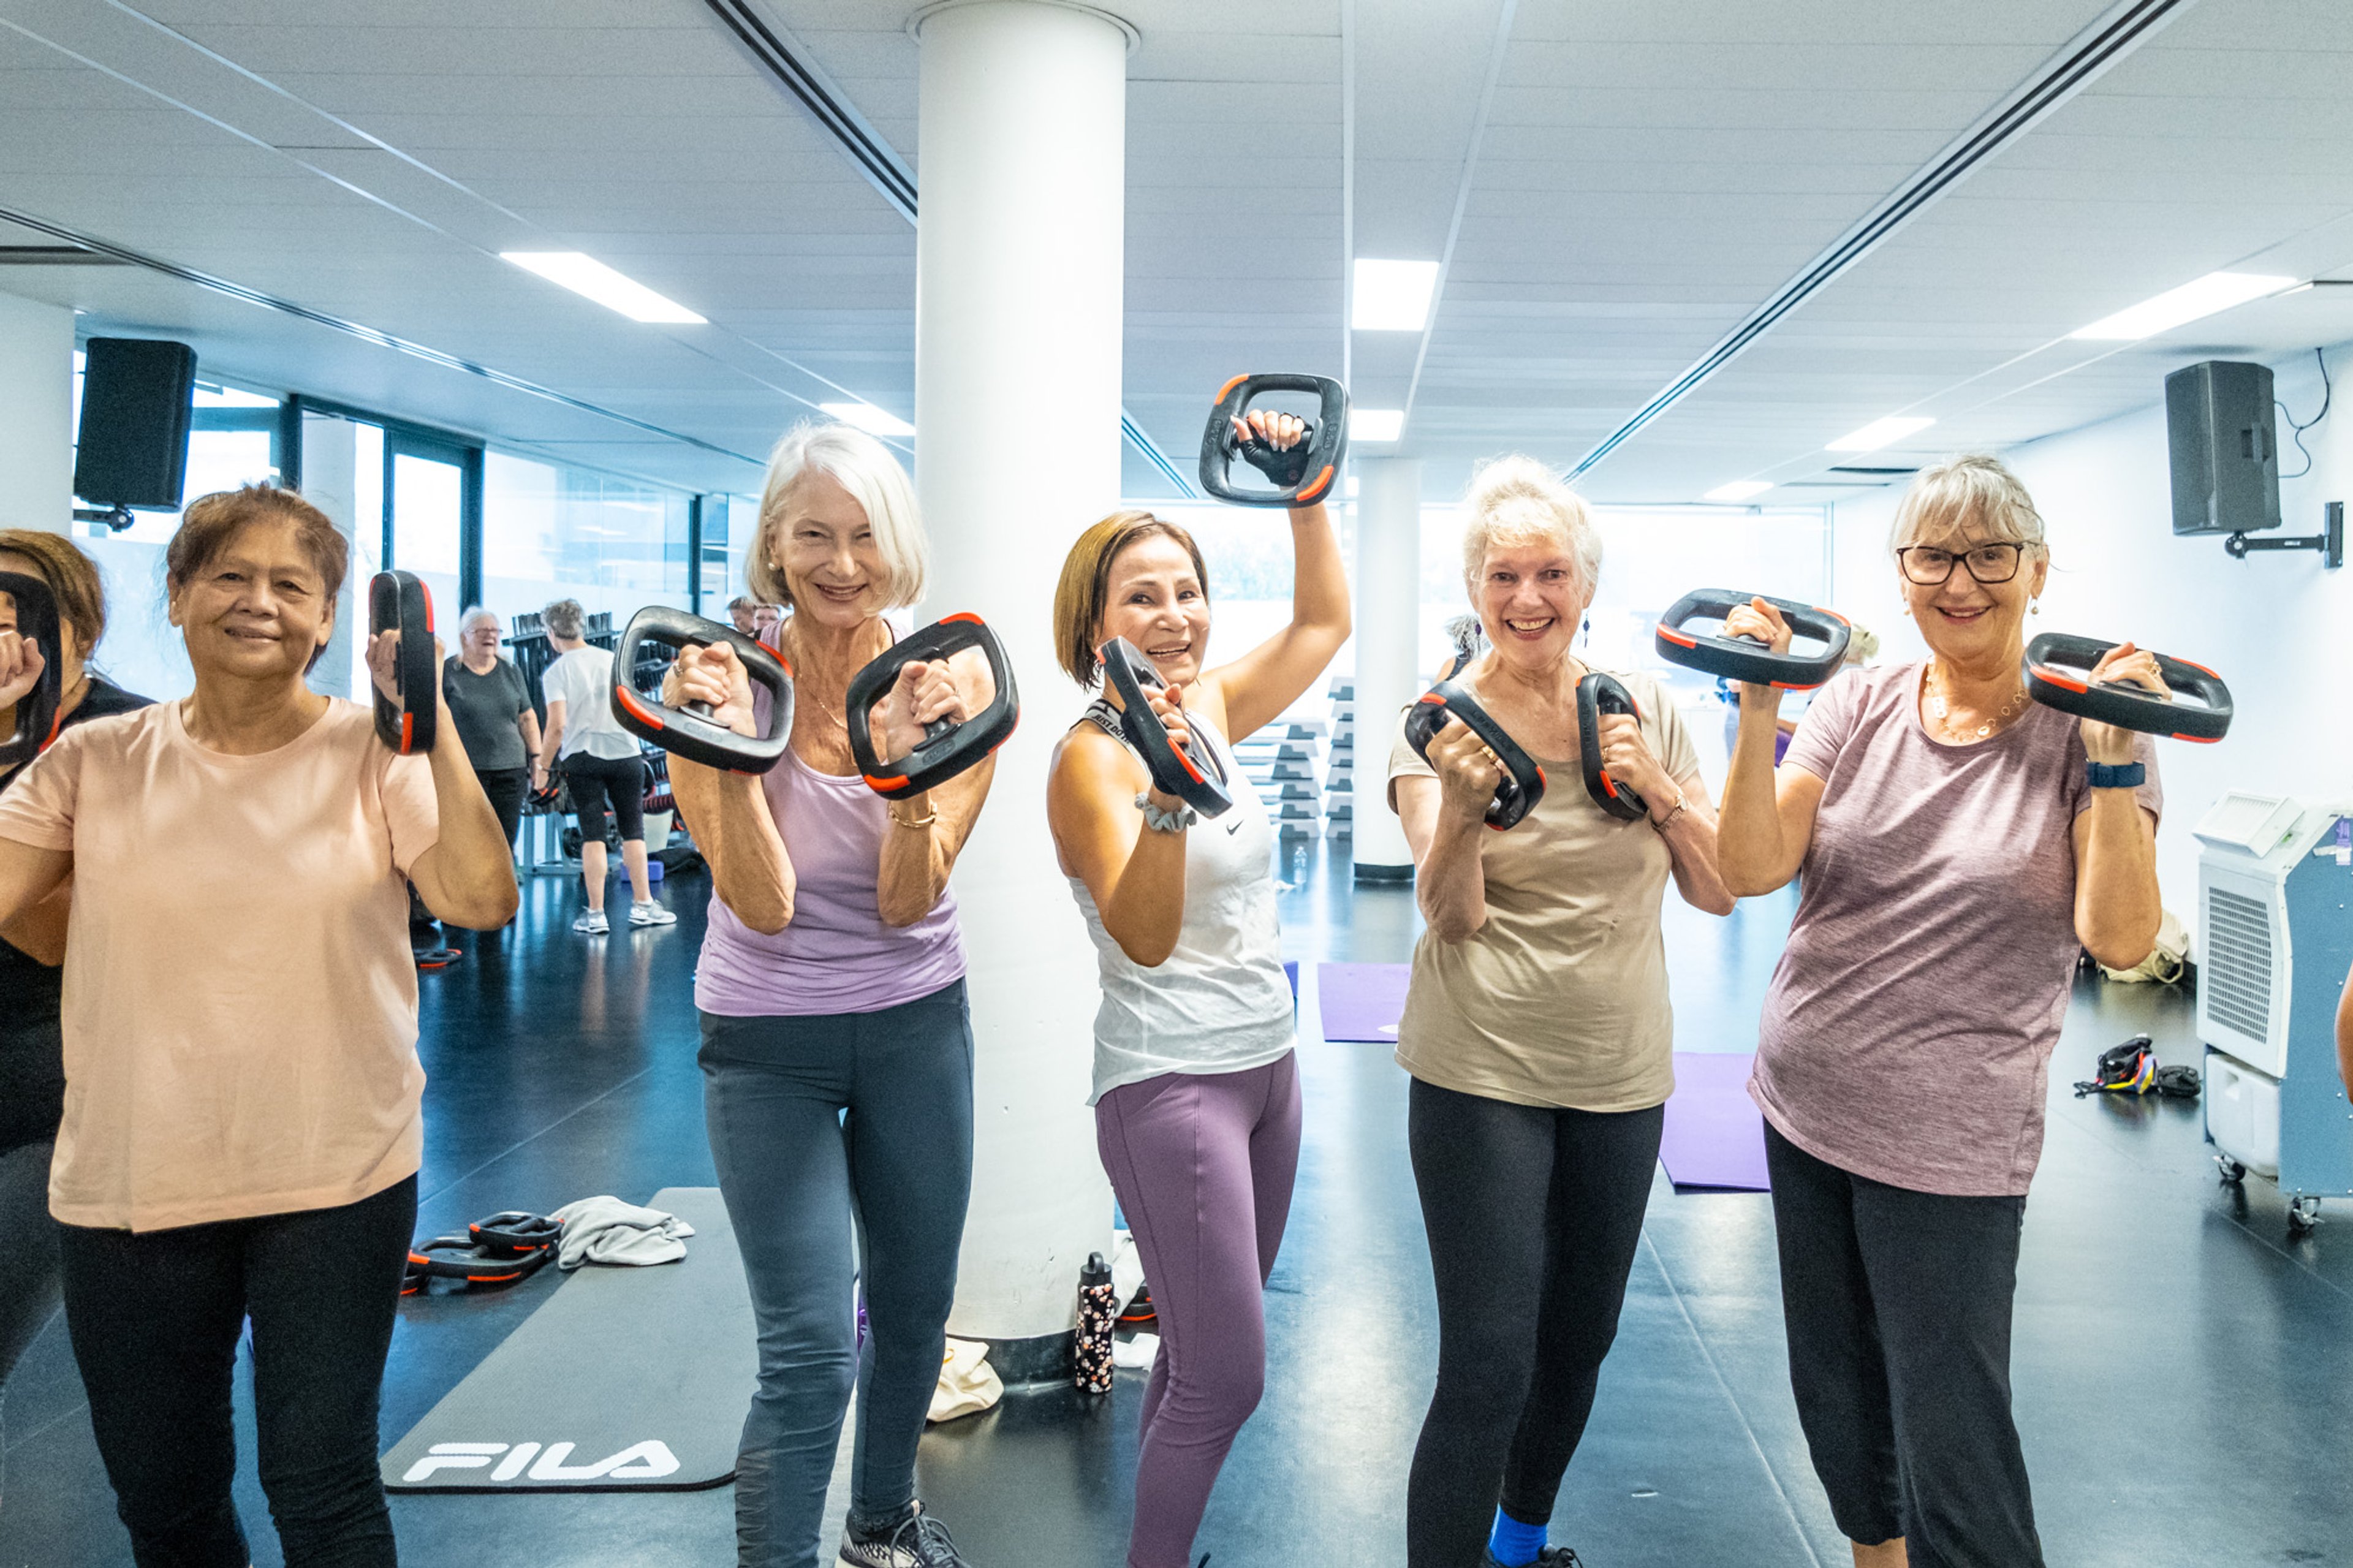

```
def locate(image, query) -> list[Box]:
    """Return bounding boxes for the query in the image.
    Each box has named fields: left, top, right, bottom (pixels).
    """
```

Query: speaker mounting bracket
left=70, top=505, right=135, bottom=532
left=2224, top=501, right=2343, bottom=568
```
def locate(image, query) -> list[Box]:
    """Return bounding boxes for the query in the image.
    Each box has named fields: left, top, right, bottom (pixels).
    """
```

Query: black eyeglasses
left=1896, top=543, right=2024, bottom=586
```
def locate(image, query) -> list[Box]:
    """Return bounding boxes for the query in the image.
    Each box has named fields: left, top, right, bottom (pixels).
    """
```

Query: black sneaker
left=1481, top=1549, right=1583, bottom=1567
left=1118, top=1284, right=1156, bottom=1330
left=839, top=1502, right=970, bottom=1567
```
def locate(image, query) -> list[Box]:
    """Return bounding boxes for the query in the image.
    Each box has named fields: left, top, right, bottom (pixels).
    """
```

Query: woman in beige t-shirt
left=1385, top=456, right=1733, bottom=1568
left=0, top=485, right=516, bottom=1568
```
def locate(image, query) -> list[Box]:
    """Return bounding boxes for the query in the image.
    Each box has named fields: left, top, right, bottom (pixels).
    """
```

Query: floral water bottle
left=1075, top=1251, right=1116, bottom=1393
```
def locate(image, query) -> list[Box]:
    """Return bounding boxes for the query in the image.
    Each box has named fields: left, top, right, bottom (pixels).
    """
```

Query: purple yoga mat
left=1316, top=962, right=1411, bottom=1043
left=1660, top=1051, right=1770, bottom=1192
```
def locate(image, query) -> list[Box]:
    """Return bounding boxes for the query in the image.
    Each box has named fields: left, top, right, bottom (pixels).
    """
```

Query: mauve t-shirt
left=694, top=689, right=964, bottom=1018
left=1749, top=662, right=2161, bottom=1197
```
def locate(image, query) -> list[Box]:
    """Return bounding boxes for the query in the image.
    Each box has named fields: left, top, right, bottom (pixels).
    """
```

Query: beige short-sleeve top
left=1385, top=669, right=1699, bottom=1113
left=0, top=699, right=440, bottom=1231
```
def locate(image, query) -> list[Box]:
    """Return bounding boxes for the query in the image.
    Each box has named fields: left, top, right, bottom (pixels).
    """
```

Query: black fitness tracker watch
left=2086, top=760, right=2147, bottom=790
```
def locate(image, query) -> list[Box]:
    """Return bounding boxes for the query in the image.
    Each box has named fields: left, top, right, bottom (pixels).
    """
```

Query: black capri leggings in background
left=1404, top=1078, right=1664, bottom=1568
left=474, top=765, right=529, bottom=849
left=59, top=1175, right=417, bottom=1568
left=561, top=752, right=645, bottom=846
left=1764, top=1123, right=2042, bottom=1568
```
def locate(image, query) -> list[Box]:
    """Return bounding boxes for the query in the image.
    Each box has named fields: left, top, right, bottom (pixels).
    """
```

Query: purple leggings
left=1095, top=1051, right=1302, bottom=1568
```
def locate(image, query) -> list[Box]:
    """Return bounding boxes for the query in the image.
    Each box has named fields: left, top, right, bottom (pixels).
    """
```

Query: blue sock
left=1487, top=1507, right=1548, bottom=1566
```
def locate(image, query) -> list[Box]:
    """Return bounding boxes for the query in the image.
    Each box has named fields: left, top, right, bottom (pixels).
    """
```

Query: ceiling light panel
left=1351, top=408, right=1404, bottom=442
left=820, top=401, right=915, bottom=437
left=501, top=252, right=707, bottom=325
left=2068, top=271, right=2298, bottom=341
left=1352, top=260, right=1441, bottom=332
left=1826, top=416, right=1936, bottom=453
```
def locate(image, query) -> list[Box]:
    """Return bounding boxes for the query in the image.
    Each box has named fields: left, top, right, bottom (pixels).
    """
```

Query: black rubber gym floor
left=4, top=840, right=2349, bottom=1566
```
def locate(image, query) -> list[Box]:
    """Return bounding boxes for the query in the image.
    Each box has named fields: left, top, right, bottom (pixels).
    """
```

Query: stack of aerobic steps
left=1232, top=706, right=1328, bottom=838
left=1324, top=678, right=1352, bottom=838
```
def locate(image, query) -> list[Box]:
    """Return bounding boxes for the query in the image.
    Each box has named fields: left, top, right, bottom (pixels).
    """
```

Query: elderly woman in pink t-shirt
left=658, top=421, right=993, bottom=1568
left=1716, top=453, right=2165, bottom=1568
left=0, top=484, right=516, bottom=1567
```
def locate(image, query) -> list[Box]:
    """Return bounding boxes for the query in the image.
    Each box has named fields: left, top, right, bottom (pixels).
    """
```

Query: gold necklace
left=1925, top=659, right=2028, bottom=741
left=779, top=626, right=857, bottom=732
left=805, top=689, right=848, bottom=730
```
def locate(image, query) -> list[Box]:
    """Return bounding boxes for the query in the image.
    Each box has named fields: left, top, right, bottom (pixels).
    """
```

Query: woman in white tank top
left=1045, top=411, right=1349, bottom=1568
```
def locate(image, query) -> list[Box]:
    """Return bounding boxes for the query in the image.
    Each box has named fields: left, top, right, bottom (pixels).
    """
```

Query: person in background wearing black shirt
left=442, top=607, right=540, bottom=852
left=0, top=528, right=149, bottom=1498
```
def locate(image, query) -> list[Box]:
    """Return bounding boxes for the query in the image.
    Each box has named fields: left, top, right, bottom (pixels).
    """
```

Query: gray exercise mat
left=382, top=1186, right=756, bottom=1491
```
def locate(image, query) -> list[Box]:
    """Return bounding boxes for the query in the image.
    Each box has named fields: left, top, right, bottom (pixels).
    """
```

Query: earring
left=2031, top=599, right=2041, bottom=616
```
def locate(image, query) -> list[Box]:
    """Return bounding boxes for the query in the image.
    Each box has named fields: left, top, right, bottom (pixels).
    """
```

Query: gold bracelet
left=1650, top=794, right=1689, bottom=833
left=889, top=803, right=938, bottom=830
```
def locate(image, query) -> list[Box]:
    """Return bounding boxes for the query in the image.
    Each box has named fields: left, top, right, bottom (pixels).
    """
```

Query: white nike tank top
left=1067, top=700, right=1295, bottom=1104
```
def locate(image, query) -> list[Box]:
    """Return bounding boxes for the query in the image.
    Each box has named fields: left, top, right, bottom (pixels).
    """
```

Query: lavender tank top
left=694, top=717, right=966, bottom=1017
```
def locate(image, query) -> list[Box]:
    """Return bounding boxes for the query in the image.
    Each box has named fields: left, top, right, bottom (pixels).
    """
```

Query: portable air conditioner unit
left=2194, top=791, right=2353, bottom=1232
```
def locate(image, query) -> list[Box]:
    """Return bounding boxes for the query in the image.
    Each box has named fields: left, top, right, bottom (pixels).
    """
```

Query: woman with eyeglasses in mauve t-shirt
left=1718, top=453, right=2165, bottom=1568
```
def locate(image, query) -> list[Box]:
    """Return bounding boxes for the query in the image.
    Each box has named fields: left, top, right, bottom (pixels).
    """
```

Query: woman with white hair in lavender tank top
left=659, top=420, right=994, bottom=1568
left=1717, top=453, right=2167, bottom=1568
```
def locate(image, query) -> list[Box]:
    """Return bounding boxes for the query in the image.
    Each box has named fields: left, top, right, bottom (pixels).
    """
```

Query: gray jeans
left=0, top=1136, right=62, bottom=1502
left=699, top=979, right=974, bottom=1568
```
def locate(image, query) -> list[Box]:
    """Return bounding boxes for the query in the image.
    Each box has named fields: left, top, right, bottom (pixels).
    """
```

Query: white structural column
left=300, top=412, right=360, bottom=700
left=912, top=0, right=1129, bottom=1347
left=1351, top=458, right=1421, bottom=879
left=0, top=290, right=75, bottom=533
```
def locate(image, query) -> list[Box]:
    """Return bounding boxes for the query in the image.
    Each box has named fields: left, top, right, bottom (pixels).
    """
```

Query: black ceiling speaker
left=73, top=338, right=197, bottom=510
left=2164, top=359, right=2280, bottom=537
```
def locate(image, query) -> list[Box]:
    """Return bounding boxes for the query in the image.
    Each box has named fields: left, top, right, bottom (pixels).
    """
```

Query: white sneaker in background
left=572, top=908, right=609, bottom=935
left=629, top=901, right=676, bottom=928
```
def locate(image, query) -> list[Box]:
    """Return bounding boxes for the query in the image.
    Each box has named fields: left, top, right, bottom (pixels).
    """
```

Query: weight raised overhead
left=1197, top=373, right=1350, bottom=508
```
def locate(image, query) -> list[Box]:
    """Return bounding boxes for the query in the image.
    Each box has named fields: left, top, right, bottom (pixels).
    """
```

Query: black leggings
left=0, top=1135, right=61, bottom=1501
left=561, top=752, right=645, bottom=846
left=1405, top=1078, right=1663, bottom=1567
left=59, top=1175, right=417, bottom=1568
left=1764, top=1123, right=2040, bottom=1568
left=474, top=765, right=528, bottom=850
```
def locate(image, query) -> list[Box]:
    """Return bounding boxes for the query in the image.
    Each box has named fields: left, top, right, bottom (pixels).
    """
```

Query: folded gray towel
left=549, top=1195, right=696, bottom=1269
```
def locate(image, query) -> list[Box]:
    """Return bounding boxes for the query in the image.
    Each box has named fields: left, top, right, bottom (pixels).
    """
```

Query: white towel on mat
left=550, top=1195, right=696, bottom=1269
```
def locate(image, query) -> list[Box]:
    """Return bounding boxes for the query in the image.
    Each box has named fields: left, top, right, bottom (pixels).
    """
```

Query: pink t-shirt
left=1749, top=662, right=2161, bottom=1197
left=694, top=740, right=965, bottom=1019
left=0, top=700, right=439, bottom=1230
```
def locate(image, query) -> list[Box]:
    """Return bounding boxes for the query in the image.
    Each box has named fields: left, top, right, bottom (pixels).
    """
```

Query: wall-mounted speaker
left=2165, top=359, right=2280, bottom=537
left=73, top=338, right=197, bottom=510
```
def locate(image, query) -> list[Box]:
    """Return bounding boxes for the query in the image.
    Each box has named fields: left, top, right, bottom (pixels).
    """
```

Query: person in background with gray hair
left=1719, top=618, right=1880, bottom=767
left=534, top=597, right=672, bottom=936
left=442, top=607, right=540, bottom=854
left=1436, top=612, right=1485, bottom=683
left=728, top=595, right=761, bottom=636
